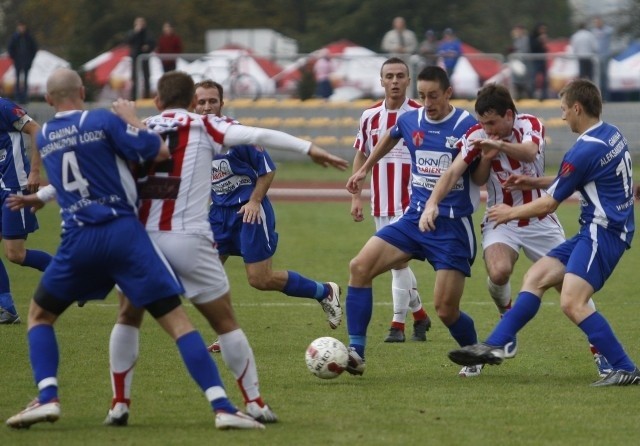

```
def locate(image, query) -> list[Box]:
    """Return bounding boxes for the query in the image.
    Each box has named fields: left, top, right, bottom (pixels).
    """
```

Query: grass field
left=2, top=164, right=640, bottom=445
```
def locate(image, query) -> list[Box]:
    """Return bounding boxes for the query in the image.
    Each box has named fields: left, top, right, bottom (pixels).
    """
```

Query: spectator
left=418, top=29, right=439, bottom=68
left=590, top=16, right=613, bottom=100
left=7, top=21, right=38, bottom=104
left=313, top=50, right=335, bottom=99
left=155, top=21, right=183, bottom=72
left=381, top=17, right=418, bottom=57
left=508, top=24, right=530, bottom=99
left=529, top=23, right=549, bottom=100
left=437, top=28, right=462, bottom=77
left=126, top=17, right=154, bottom=99
left=570, top=22, right=598, bottom=81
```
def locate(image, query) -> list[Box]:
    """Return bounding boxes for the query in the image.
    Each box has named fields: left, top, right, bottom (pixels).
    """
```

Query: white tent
left=608, top=41, right=640, bottom=92
left=179, top=47, right=280, bottom=99
left=2, top=50, right=70, bottom=97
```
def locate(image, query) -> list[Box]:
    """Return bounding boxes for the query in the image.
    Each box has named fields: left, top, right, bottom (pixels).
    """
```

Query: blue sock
left=447, top=311, right=478, bottom=347
left=579, top=312, right=636, bottom=372
left=486, top=291, right=541, bottom=346
left=0, top=260, right=16, bottom=315
left=282, top=270, right=324, bottom=299
left=175, top=331, right=235, bottom=413
left=22, top=249, right=52, bottom=272
left=28, top=325, right=59, bottom=403
left=346, top=286, right=373, bottom=358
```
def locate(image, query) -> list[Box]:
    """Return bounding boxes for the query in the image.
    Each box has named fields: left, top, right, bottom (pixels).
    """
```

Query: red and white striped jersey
left=460, top=113, right=547, bottom=226
left=353, top=98, right=421, bottom=217
left=137, top=109, right=232, bottom=235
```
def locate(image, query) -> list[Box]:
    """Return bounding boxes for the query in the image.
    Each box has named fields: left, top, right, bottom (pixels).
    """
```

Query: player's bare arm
left=350, top=150, right=367, bottom=222
left=421, top=155, right=468, bottom=232
left=6, top=192, right=45, bottom=213
left=23, top=120, right=41, bottom=193
left=307, top=144, right=349, bottom=170
left=346, top=130, right=398, bottom=194
left=503, top=174, right=555, bottom=191
left=485, top=139, right=539, bottom=163
left=487, top=194, right=559, bottom=227
left=239, top=170, right=275, bottom=224
left=470, top=142, right=499, bottom=186
left=111, top=98, right=147, bottom=130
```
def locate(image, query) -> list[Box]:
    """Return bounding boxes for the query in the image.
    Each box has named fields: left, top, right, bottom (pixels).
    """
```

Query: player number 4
left=62, top=151, right=90, bottom=198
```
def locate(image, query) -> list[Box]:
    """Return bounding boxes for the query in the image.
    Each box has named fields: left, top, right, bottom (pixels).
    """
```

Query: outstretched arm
left=503, top=174, right=555, bottom=191
left=224, top=125, right=348, bottom=171
left=487, top=194, right=559, bottom=227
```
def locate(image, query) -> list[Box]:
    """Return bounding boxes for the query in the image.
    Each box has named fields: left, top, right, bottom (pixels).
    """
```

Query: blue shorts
left=1, top=189, right=39, bottom=239
left=375, top=207, right=477, bottom=277
left=209, top=200, right=278, bottom=264
left=41, top=216, right=184, bottom=307
left=547, top=225, right=628, bottom=292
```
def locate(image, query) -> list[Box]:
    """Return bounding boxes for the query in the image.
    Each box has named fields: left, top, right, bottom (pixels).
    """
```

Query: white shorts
left=481, top=214, right=565, bottom=262
left=149, top=231, right=230, bottom=304
left=374, top=215, right=402, bottom=232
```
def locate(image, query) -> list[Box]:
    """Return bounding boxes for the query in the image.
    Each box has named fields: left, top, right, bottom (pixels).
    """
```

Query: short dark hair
left=416, top=66, right=450, bottom=91
left=475, top=83, right=517, bottom=117
left=380, top=57, right=409, bottom=77
left=194, top=79, right=224, bottom=102
left=157, top=71, right=194, bottom=109
left=559, top=79, right=602, bottom=118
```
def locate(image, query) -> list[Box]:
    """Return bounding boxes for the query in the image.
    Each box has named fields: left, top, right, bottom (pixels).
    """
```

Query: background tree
left=4, top=0, right=634, bottom=70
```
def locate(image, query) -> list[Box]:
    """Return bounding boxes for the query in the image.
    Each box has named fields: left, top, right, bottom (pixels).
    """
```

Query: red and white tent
left=450, top=43, right=503, bottom=98
left=81, top=45, right=165, bottom=100
left=179, top=44, right=297, bottom=98
left=1, top=50, right=70, bottom=98
left=310, top=39, right=387, bottom=101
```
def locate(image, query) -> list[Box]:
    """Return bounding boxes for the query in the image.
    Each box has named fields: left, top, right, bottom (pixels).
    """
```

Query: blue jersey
left=210, top=144, right=276, bottom=208
left=547, top=121, right=634, bottom=246
left=38, top=109, right=162, bottom=228
left=0, top=97, right=33, bottom=190
left=390, top=106, right=478, bottom=217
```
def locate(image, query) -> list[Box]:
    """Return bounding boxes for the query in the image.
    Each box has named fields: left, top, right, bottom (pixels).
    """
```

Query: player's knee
left=5, top=248, right=26, bottom=265
left=246, top=273, right=272, bottom=290
left=488, top=269, right=511, bottom=286
left=349, top=256, right=371, bottom=281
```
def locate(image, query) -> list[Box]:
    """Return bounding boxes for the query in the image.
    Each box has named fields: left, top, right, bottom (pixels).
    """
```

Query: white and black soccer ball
left=305, top=336, right=349, bottom=379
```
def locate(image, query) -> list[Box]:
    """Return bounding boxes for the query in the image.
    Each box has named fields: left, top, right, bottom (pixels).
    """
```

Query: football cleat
left=245, top=400, right=278, bottom=423
left=593, top=353, right=613, bottom=378
left=448, top=343, right=510, bottom=367
left=345, top=347, right=366, bottom=376
left=208, top=338, right=221, bottom=353
left=0, top=309, right=21, bottom=325
left=458, top=364, right=484, bottom=378
left=104, top=402, right=130, bottom=426
left=6, top=398, right=60, bottom=429
left=215, top=410, right=265, bottom=430
left=591, top=367, right=640, bottom=387
left=384, top=327, right=405, bottom=343
left=411, top=316, right=431, bottom=342
left=319, top=282, right=342, bottom=329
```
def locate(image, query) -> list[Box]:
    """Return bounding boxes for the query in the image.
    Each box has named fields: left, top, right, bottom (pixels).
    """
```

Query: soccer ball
left=305, top=336, right=349, bottom=379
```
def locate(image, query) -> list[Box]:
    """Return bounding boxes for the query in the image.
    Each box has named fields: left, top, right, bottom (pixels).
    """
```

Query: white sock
left=219, top=329, right=261, bottom=403
left=487, top=277, right=511, bottom=310
left=108, top=323, right=139, bottom=403
left=391, top=267, right=413, bottom=324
